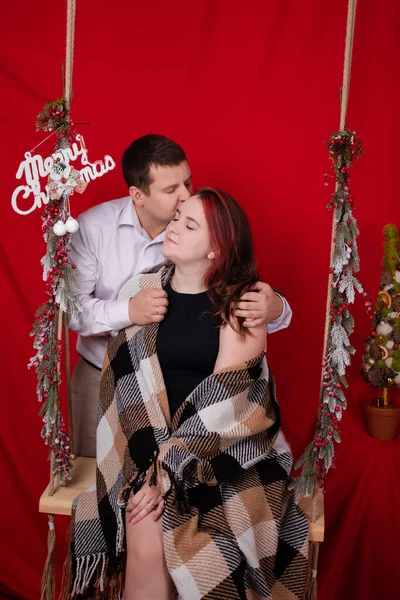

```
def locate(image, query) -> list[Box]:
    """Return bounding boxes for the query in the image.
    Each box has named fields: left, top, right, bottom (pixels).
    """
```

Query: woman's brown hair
left=197, top=187, right=259, bottom=335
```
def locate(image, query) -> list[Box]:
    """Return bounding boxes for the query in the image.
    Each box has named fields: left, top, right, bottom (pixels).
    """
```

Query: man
left=69, top=134, right=292, bottom=457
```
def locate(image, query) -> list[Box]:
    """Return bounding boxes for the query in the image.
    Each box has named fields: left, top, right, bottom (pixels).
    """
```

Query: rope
left=63, top=311, right=75, bottom=456
left=307, top=5, right=358, bottom=596
left=64, top=0, right=76, bottom=108
left=320, top=0, right=359, bottom=406
left=48, top=308, right=64, bottom=496
left=340, top=0, right=358, bottom=130
left=64, top=0, right=77, bottom=453
left=40, top=515, right=56, bottom=600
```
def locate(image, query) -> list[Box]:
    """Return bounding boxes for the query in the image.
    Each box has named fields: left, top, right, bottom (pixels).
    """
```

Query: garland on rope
left=293, top=130, right=374, bottom=497
left=29, top=99, right=85, bottom=483
left=36, top=98, right=78, bottom=150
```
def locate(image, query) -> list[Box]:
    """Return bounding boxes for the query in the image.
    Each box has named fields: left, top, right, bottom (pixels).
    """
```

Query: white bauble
left=395, top=270, right=400, bottom=283
left=394, top=374, right=400, bottom=386
left=385, top=357, right=393, bottom=368
left=376, top=322, right=393, bottom=336
left=53, top=220, right=66, bottom=236
left=65, top=217, right=79, bottom=234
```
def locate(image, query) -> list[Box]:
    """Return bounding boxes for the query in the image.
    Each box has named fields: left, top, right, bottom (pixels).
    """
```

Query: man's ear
left=207, top=250, right=216, bottom=260
left=129, top=186, right=145, bottom=208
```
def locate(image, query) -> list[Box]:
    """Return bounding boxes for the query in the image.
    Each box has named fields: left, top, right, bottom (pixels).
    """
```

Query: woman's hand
left=126, top=482, right=165, bottom=525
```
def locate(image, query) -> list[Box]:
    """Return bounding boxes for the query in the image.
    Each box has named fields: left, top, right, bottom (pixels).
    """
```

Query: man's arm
left=267, top=294, right=292, bottom=333
left=68, top=217, right=168, bottom=336
left=68, top=216, right=132, bottom=337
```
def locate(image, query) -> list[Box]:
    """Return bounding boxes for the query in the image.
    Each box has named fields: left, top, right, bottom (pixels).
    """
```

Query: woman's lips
left=166, top=236, right=178, bottom=244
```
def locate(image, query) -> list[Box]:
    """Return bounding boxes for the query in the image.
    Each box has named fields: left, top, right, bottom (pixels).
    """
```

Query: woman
left=67, top=188, right=308, bottom=600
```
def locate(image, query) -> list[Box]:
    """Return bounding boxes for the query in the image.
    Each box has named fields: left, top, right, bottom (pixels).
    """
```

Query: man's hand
left=233, top=281, right=283, bottom=328
left=126, top=482, right=165, bottom=525
left=128, top=289, right=168, bottom=325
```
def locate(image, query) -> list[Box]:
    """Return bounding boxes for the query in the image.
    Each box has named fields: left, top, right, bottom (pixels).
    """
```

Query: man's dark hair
left=121, top=134, right=187, bottom=193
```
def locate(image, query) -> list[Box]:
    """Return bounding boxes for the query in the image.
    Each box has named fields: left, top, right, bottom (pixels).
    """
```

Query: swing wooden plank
left=39, top=457, right=324, bottom=541
left=39, top=457, right=96, bottom=516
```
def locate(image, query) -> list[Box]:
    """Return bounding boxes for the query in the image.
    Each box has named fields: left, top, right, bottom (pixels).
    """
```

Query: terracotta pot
left=364, top=404, right=400, bottom=440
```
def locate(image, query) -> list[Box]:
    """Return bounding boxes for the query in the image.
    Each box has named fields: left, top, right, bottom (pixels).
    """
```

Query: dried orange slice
left=378, top=344, right=390, bottom=359
left=378, top=290, right=392, bottom=308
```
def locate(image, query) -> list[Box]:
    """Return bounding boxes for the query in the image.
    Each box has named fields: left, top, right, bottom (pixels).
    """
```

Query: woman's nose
left=167, top=221, right=177, bottom=234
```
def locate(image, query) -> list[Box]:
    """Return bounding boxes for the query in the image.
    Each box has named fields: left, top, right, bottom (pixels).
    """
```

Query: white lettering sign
left=11, top=134, right=116, bottom=215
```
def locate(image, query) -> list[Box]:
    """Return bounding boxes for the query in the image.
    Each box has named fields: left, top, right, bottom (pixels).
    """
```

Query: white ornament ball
left=376, top=322, right=393, bottom=336
left=65, top=217, right=79, bottom=234
left=385, top=357, right=393, bottom=369
left=53, top=220, right=67, bottom=236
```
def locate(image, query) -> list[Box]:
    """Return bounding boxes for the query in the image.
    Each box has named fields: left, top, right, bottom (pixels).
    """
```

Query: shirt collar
left=118, top=196, right=166, bottom=243
left=118, top=196, right=141, bottom=228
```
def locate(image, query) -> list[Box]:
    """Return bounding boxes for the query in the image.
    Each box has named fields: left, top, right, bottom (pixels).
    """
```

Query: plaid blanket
left=68, top=266, right=308, bottom=599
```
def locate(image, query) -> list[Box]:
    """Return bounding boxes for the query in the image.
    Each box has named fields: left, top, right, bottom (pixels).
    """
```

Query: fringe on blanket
left=61, top=550, right=123, bottom=600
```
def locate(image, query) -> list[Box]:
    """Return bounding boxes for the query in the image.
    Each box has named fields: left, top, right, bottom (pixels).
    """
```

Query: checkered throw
left=67, top=267, right=308, bottom=599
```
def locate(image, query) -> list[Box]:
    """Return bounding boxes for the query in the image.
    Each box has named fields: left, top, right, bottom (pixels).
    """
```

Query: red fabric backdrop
left=1, top=1, right=400, bottom=598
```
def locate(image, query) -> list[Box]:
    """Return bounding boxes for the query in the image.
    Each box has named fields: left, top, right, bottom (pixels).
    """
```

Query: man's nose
left=177, top=183, right=191, bottom=202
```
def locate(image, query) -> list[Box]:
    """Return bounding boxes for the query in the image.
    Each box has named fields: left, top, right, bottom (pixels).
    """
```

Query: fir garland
left=293, top=130, right=373, bottom=497
left=29, top=99, right=82, bottom=483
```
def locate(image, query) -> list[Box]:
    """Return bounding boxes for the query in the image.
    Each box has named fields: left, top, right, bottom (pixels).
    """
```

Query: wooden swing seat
left=39, top=457, right=324, bottom=542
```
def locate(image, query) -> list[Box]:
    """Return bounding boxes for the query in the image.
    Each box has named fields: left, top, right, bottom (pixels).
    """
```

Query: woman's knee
left=126, top=515, right=165, bottom=566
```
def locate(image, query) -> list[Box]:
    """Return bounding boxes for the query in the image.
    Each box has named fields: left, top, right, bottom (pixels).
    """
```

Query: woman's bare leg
left=125, top=510, right=176, bottom=600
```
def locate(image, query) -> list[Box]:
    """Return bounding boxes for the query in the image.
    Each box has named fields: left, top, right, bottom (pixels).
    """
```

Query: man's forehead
left=149, top=161, right=191, bottom=185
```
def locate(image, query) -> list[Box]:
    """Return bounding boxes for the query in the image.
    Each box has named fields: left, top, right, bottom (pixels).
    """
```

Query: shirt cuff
left=267, top=295, right=292, bottom=333
left=108, top=298, right=132, bottom=336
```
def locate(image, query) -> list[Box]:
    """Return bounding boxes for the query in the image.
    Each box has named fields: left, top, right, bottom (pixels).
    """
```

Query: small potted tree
left=361, top=224, right=400, bottom=440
